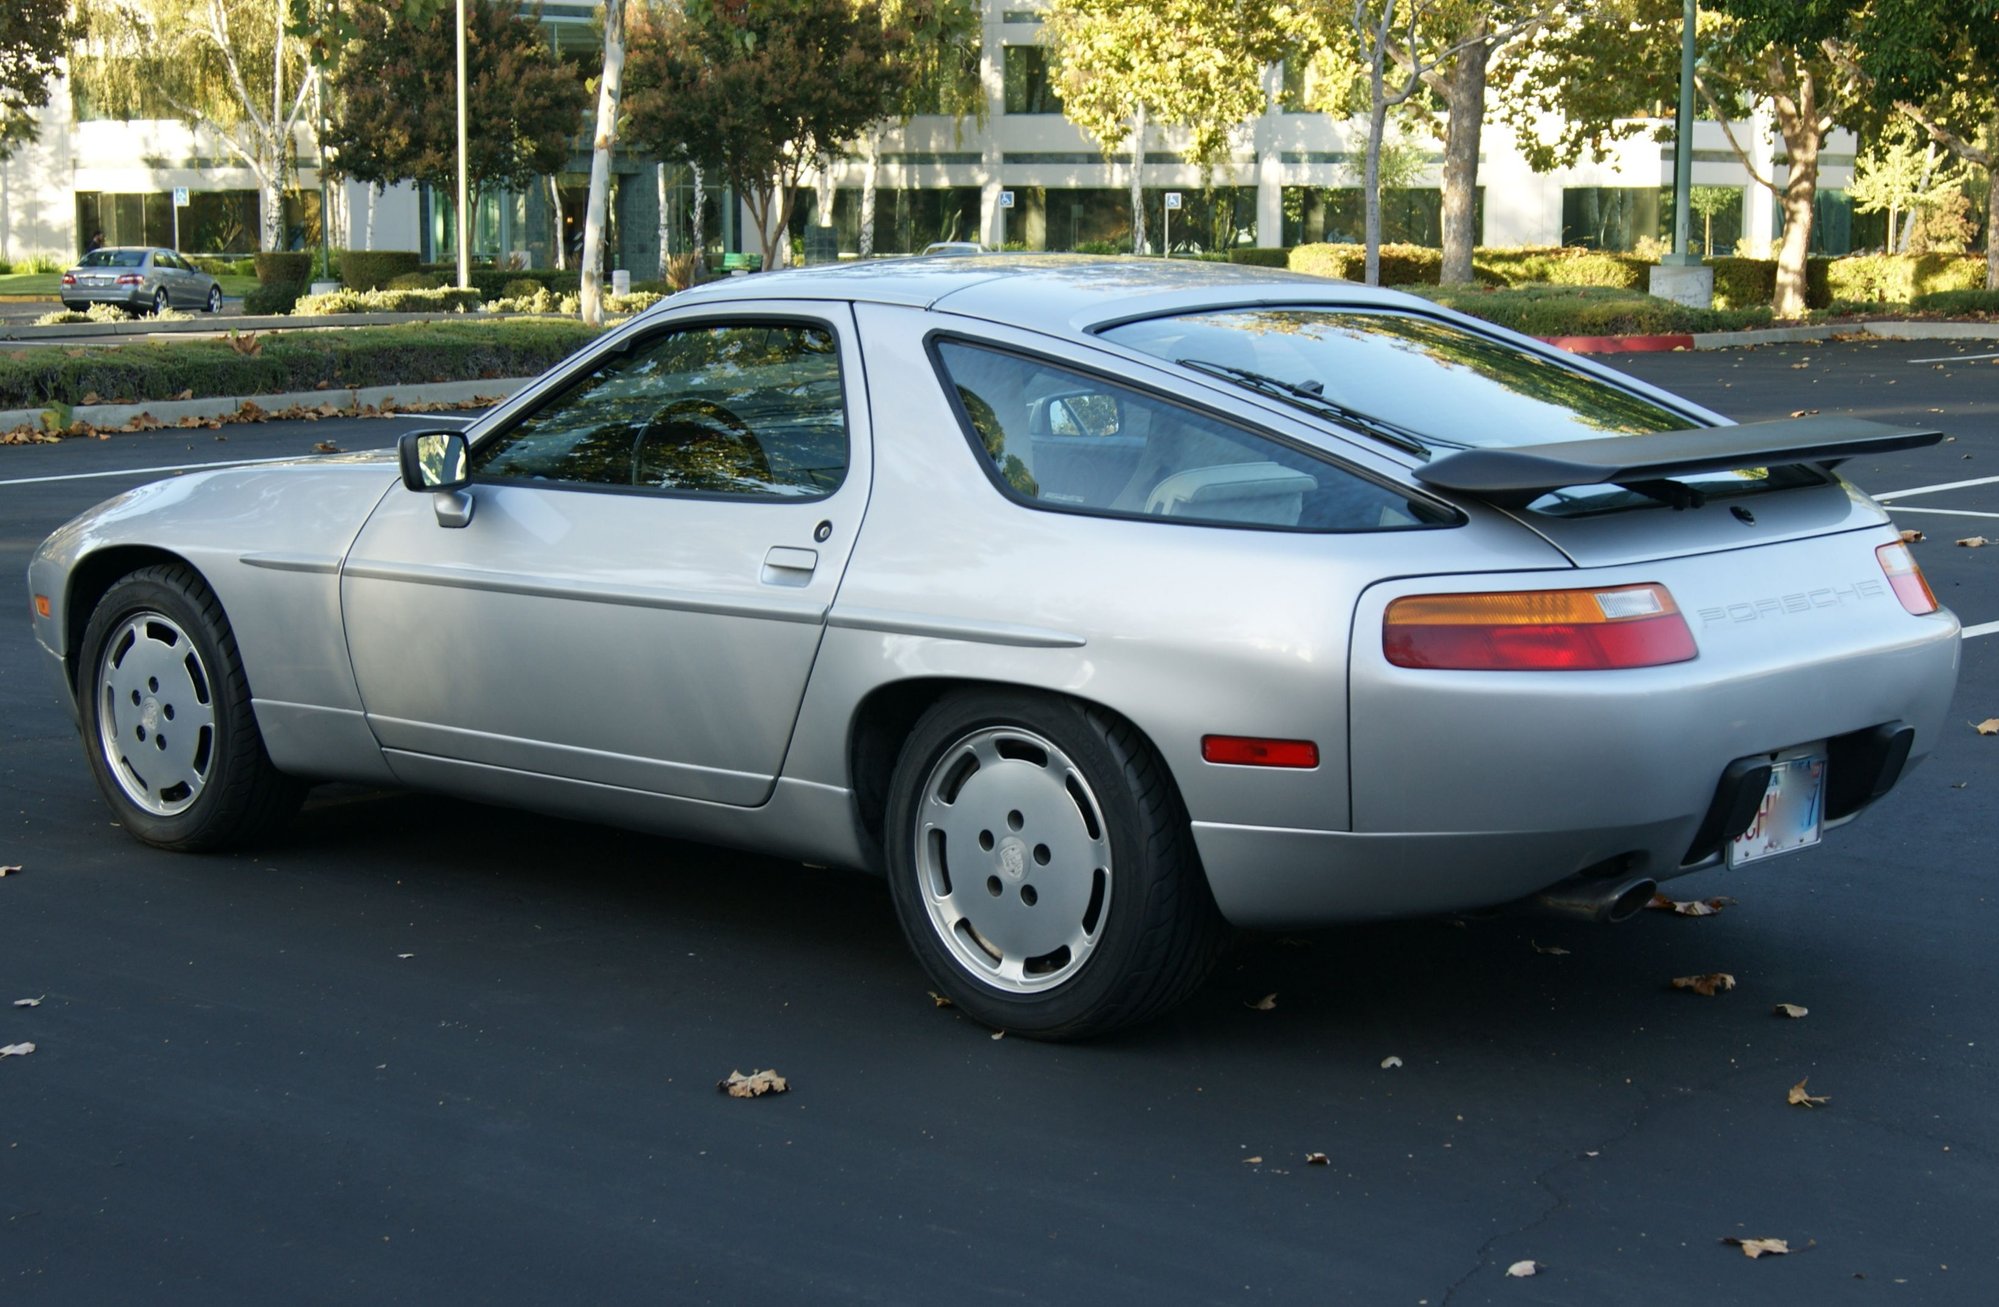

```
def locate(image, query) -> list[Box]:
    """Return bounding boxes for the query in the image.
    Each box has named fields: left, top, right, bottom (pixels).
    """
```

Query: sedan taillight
left=115, top=273, right=144, bottom=286
left=1384, top=583, right=1697, bottom=671
left=61, top=272, right=76, bottom=286
left=1875, top=541, right=1939, bottom=614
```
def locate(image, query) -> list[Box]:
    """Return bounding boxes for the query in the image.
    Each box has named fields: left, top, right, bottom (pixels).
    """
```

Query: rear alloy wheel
left=884, top=690, right=1224, bottom=1040
left=78, top=564, right=303, bottom=850
left=205, top=285, right=223, bottom=314
left=151, top=287, right=170, bottom=315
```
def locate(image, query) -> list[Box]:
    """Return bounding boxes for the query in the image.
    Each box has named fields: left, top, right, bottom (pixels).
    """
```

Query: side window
left=934, top=340, right=1445, bottom=531
left=470, top=321, right=847, bottom=499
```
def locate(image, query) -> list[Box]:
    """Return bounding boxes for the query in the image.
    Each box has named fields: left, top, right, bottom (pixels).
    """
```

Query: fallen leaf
left=396, top=952, right=414, bottom=959
left=718, top=1068, right=788, bottom=1098
left=81, top=391, right=101, bottom=405
left=1671, top=972, right=1737, bottom=996
left=12, top=996, right=44, bottom=1008
left=0, top=1042, right=34, bottom=1058
left=1788, top=1077, right=1830, bottom=1107
left=1898, top=529, right=1924, bottom=544
left=1774, top=1003, right=1808, bottom=1019
left=1788, top=408, right=1818, bottom=417
left=313, top=441, right=341, bottom=454
left=0, top=865, right=18, bottom=876
left=1530, top=940, right=1571, bottom=955
left=927, top=991, right=954, bottom=1009
left=1976, top=719, right=1999, bottom=736
left=1506, top=1260, right=1540, bottom=1278
left=990, top=1029, right=1005, bottom=1040
left=1648, top=893, right=1735, bottom=917
left=1723, top=1237, right=1791, bottom=1259
left=1242, top=1156, right=1263, bottom=1165
left=1380, top=1055, right=1403, bottom=1069
left=174, top=388, right=193, bottom=400
left=1246, top=993, right=1278, bottom=1011
left=1305, top=1152, right=1330, bottom=1165
left=1957, top=536, right=1989, bottom=548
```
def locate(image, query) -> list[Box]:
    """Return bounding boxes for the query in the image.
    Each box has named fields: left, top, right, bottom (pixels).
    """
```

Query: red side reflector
left=1384, top=584, right=1698, bottom=671
left=1875, top=541, right=1939, bottom=615
left=1202, top=736, right=1319, bottom=768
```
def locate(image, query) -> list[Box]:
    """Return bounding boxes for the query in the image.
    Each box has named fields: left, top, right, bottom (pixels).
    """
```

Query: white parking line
left=1876, top=474, right=1999, bottom=502
left=1911, top=352, right=1999, bottom=364
left=1887, top=507, right=1999, bottom=519
left=1964, top=620, right=1999, bottom=640
left=0, top=454, right=321, bottom=488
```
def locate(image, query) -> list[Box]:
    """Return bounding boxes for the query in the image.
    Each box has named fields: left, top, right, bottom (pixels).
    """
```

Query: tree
left=624, top=0, right=917, bottom=269
left=0, top=0, right=78, bottom=163
left=580, top=0, right=625, bottom=327
left=74, top=0, right=320, bottom=250
left=859, top=0, right=983, bottom=257
left=1849, top=122, right=1968, bottom=253
left=1688, top=184, right=1737, bottom=256
left=1509, top=1, right=1878, bottom=318
left=320, top=1, right=588, bottom=256
left=1042, top=0, right=1287, bottom=255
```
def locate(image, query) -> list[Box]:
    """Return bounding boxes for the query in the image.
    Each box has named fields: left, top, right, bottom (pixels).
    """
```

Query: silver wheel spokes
left=915, top=726, right=1112, bottom=994
left=97, top=612, right=216, bottom=816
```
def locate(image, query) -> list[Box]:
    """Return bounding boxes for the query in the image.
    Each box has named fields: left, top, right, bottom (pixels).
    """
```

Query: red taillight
left=61, top=272, right=76, bottom=286
left=1202, top=735, right=1320, bottom=768
left=1875, top=541, right=1939, bottom=614
left=115, top=273, right=144, bottom=286
left=1384, top=583, right=1698, bottom=671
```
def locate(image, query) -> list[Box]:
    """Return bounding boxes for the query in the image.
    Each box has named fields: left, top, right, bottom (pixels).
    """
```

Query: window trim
left=923, top=329, right=1462, bottom=535
left=466, top=312, right=855, bottom=505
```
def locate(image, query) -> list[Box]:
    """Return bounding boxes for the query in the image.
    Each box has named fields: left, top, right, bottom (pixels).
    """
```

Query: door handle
left=761, top=546, right=819, bottom=587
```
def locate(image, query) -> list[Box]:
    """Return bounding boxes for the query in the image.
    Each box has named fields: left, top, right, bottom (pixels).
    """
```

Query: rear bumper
left=62, top=287, right=149, bottom=310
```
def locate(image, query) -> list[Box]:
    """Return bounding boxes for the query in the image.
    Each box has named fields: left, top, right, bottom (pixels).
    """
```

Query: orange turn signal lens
left=33, top=595, right=51, bottom=619
left=1875, top=542, right=1939, bottom=615
left=1202, top=735, right=1320, bottom=768
left=1384, top=583, right=1697, bottom=671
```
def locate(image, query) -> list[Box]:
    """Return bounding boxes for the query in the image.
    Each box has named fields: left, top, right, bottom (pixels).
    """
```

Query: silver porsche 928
left=27, top=258, right=1962, bottom=1038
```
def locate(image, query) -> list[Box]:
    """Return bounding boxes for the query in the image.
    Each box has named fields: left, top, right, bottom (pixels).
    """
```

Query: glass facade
left=1283, top=188, right=1481, bottom=248
left=1003, top=46, right=1063, bottom=115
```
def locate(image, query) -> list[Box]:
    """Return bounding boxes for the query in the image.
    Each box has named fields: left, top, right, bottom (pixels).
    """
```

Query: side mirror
left=399, top=429, right=469, bottom=492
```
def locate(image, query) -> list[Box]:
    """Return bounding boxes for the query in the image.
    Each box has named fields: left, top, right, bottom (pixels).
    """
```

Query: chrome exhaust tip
left=1534, top=874, right=1658, bottom=924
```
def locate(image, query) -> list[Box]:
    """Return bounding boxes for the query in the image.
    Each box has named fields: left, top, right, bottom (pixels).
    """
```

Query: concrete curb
left=0, top=309, right=529, bottom=342
left=1551, top=319, right=1999, bottom=354
left=1, top=376, right=537, bottom=436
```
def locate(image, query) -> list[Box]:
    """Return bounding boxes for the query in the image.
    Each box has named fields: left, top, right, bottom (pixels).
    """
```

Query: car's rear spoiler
left=1413, top=415, right=1945, bottom=507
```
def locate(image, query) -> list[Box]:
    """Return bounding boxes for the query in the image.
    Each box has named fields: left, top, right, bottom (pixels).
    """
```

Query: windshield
left=1103, top=307, right=1822, bottom=514
left=79, top=249, right=147, bottom=268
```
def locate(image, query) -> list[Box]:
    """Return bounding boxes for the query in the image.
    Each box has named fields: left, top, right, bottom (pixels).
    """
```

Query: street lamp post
left=455, top=0, right=469, bottom=290
left=1647, top=0, right=1713, bottom=307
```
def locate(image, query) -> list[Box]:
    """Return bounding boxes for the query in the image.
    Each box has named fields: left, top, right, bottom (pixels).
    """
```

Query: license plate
left=1728, top=749, right=1827, bottom=867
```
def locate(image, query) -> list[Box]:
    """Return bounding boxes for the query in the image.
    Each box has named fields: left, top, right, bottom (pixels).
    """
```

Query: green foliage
left=1, top=0, right=80, bottom=162
left=1473, top=247, right=1650, bottom=290
left=1289, top=242, right=1442, bottom=285
left=0, top=320, right=602, bottom=408
left=501, top=278, right=545, bottom=300
left=242, top=283, right=304, bottom=315
left=1414, top=284, right=1774, bottom=336
left=1226, top=248, right=1293, bottom=268
left=1824, top=253, right=1988, bottom=303
left=340, top=251, right=425, bottom=291
left=384, top=272, right=444, bottom=290
left=192, top=256, right=257, bottom=278
left=293, top=287, right=484, bottom=315
left=1910, top=288, right=1999, bottom=315
left=322, top=2, right=588, bottom=198
left=18, top=252, right=64, bottom=274
left=1707, top=257, right=1834, bottom=313
left=254, top=252, right=312, bottom=286
left=34, top=304, right=132, bottom=327
left=419, top=266, right=582, bottom=299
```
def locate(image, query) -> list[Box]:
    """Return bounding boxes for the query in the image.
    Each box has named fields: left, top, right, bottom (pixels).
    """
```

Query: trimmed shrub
left=386, top=271, right=445, bottom=290
left=293, top=286, right=484, bottom=314
left=1706, top=256, right=1832, bottom=313
left=501, top=277, right=544, bottom=298
left=1824, top=253, right=1986, bottom=305
left=1910, top=288, right=1999, bottom=316
left=342, top=250, right=424, bottom=291
left=1414, top=284, right=1772, bottom=336
left=242, top=281, right=302, bottom=315
left=0, top=318, right=604, bottom=408
left=1226, top=247, right=1292, bottom=268
left=254, top=251, right=311, bottom=285
left=420, top=265, right=583, bottom=299
left=1288, top=242, right=1442, bottom=285
left=1472, top=246, right=1649, bottom=290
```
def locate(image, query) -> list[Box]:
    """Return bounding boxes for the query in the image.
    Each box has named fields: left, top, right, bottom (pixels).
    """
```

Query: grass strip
left=0, top=318, right=603, bottom=408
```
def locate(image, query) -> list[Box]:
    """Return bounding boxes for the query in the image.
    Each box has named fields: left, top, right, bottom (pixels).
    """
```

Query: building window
left=1283, top=188, right=1480, bottom=248
left=74, top=190, right=264, bottom=255
left=1560, top=187, right=1670, bottom=251
left=1003, top=46, right=1063, bottom=114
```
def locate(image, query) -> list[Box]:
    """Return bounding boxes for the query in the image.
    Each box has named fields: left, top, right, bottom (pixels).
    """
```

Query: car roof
left=665, top=254, right=1426, bottom=336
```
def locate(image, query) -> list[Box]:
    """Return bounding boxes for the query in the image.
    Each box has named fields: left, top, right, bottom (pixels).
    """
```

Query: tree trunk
left=690, top=164, right=706, bottom=277
left=1364, top=61, right=1388, bottom=286
left=261, top=171, right=285, bottom=252
left=549, top=177, right=567, bottom=271
left=657, top=163, right=671, bottom=280
left=580, top=0, right=625, bottom=327
left=1129, top=105, right=1148, bottom=254
left=1988, top=137, right=1999, bottom=290
left=859, top=134, right=879, bottom=258
left=1438, top=23, right=1489, bottom=285
left=1767, top=78, right=1821, bottom=320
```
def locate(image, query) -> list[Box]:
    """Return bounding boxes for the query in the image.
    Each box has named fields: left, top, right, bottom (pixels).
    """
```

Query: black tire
left=76, top=564, right=304, bottom=851
left=151, top=287, right=170, bottom=315
left=883, top=689, right=1225, bottom=1040
left=205, top=285, right=223, bottom=314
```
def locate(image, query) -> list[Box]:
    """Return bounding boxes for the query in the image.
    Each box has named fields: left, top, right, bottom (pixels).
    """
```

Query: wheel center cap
left=140, top=698, right=162, bottom=731
left=996, top=836, right=1028, bottom=880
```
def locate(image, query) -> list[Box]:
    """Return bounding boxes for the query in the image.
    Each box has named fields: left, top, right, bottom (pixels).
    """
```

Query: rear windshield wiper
left=1177, top=357, right=1430, bottom=457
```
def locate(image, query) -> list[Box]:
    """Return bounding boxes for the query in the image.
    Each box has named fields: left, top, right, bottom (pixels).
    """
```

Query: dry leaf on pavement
left=1304, top=1152, right=1330, bottom=1165
left=313, top=441, right=341, bottom=454
left=927, top=991, right=954, bottom=1009
left=13, top=996, right=44, bottom=1008
left=1671, top=972, right=1737, bottom=996
left=1648, top=893, right=1735, bottom=917
left=1531, top=940, right=1571, bottom=955
left=1505, top=1260, right=1540, bottom=1278
left=1246, top=993, right=1278, bottom=1010
left=1976, top=719, right=1999, bottom=736
left=1241, top=1156, right=1263, bottom=1165
left=718, top=1068, right=788, bottom=1098
left=1774, top=1003, right=1808, bottom=1019
left=0, top=865, right=19, bottom=876
left=0, top=1042, right=35, bottom=1058
left=1898, top=529, right=1924, bottom=544
left=1380, top=1055, right=1403, bottom=1069
left=1723, top=1237, right=1791, bottom=1259
left=1788, top=1077, right=1830, bottom=1107
left=1957, top=536, right=1989, bottom=548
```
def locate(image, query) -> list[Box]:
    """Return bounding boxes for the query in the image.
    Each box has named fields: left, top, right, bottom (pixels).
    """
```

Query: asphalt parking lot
left=2, top=340, right=1994, bottom=1304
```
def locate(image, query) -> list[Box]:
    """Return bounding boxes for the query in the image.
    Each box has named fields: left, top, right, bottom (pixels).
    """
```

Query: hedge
left=1909, top=288, right=1999, bottom=316
left=1824, top=253, right=1986, bottom=305
left=1414, top=284, right=1772, bottom=336
left=341, top=250, right=424, bottom=291
left=1226, top=247, right=1291, bottom=268
left=1473, top=246, right=1650, bottom=290
left=1706, top=256, right=1834, bottom=312
left=420, top=265, right=584, bottom=298
left=0, top=319, right=604, bottom=408
left=1289, top=242, right=1442, bottom=285
left=254, top=251, right=311, bottom=286
left=293, top=286, right=486, bottom=314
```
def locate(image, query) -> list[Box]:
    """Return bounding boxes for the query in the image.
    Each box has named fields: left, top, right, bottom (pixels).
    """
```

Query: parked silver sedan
left=26, top=258, right=1961, bottom=1037
left=61, top=246, right=223, bottom=315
